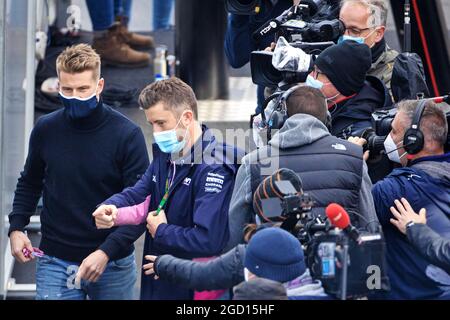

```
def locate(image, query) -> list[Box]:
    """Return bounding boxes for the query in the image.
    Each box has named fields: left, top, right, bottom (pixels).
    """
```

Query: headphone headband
left=410, top=99, right=427, bottom=130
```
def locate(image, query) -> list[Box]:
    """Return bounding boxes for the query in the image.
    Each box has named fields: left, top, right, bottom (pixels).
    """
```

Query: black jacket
left=154, top=244, right=246, bottom=291
left=331, top=76, right=392, bottom=139
left=407, top=223, right=450, bottom=274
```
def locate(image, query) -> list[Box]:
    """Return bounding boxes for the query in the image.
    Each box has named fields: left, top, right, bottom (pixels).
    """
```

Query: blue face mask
left=153, top=115, right=189, bottom=154
left=59, top=82, right=100, bottom=119
left=337, top=35, right=365, bottom=45
left=306, top=74, right=324, bottom=90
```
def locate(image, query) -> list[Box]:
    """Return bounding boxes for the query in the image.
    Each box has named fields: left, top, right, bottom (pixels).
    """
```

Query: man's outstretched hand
left=93, top=204, right=118, bottom=229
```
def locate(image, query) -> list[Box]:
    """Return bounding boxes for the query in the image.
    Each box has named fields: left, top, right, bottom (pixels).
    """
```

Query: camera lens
left=377, top=118, right=393, bottom=136
left=362, top=128, right=386, bottom=156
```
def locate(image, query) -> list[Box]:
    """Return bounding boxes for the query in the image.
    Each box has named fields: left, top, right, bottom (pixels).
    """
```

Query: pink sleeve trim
left=115, top=195, right=151, bottom=226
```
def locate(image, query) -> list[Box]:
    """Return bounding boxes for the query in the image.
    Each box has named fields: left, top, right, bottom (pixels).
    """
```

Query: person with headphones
left=351, top=99, right=450, bottom=299
left=226, top=85, right=380, bottom=252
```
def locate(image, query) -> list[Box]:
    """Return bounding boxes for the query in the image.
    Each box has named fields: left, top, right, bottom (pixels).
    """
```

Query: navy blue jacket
left=104, top=126, right=243, bottom=300
left=331, top=76, right=392, bottom=139
left=372, top=153, right=450, bottom=299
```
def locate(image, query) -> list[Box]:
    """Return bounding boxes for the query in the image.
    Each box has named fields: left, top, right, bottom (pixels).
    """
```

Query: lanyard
left=154, top=162, right=176, bottom=216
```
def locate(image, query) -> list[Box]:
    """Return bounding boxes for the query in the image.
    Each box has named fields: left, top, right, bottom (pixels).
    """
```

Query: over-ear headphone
left=403, top=99, right=427, bottom=155
left=258, top=85, right=330, bottom=140
left=261, top=84, right=303, bottom=131
left=262, top=84, right=331, bottom=126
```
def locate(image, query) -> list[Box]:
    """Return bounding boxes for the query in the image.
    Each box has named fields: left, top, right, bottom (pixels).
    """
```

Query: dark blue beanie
left=244, top=228, right=306, bottom=283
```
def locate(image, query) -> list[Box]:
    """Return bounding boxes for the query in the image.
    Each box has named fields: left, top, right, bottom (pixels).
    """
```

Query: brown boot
left=93, top=31, right=151, bottom=68
left=111, top=22, right=155, bottom=50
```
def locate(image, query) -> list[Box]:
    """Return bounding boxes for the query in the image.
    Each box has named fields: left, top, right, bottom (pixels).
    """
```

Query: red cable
left=412, top=0, right=440, bottom=96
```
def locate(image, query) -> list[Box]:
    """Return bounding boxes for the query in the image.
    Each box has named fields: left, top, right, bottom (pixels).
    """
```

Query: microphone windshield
left=325, top=203, right=350, bottom=229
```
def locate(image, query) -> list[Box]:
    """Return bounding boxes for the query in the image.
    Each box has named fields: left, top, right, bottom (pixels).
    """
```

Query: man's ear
left=374, top=26, right=385, bottom=43
left=96, top=78, right=105, bottom=98
left=181, top=109, right=194, bottom=127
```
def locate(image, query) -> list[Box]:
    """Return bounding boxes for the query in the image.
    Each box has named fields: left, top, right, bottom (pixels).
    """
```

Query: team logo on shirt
left=152, top=175, right=157, bottom=183
left=183, top=177, right=192, bottom=186
left=205, top=172, right=224, bottom=193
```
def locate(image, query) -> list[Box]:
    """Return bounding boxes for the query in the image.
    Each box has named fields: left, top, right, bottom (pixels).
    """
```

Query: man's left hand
left=348, top=136, right=369, bottom=161
left=147, top=210, right=168, bottom=238
left=75, top=250, right=109, bottom=285
left=390, top=198, right=427, bottom=234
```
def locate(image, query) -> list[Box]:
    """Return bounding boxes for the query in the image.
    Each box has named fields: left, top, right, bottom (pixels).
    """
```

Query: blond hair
left=56, top=44, right=101, bottom=80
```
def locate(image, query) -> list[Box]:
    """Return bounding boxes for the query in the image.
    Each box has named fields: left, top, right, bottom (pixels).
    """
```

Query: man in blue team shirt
left=93, top=78, right=244, bottom=300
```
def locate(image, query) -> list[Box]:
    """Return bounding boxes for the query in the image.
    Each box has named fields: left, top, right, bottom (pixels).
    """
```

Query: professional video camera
left=250, top=1, right=343, bottom=87
left=253, top=169, right=389, bottom=299
left=362, top=95, right=450, bottom=156
left=225, top=0, right=339, bottom=18
left=252, top=1, right=342, bottom=43
left=251, top=40, right=334, bottom=88
left=306, top=203, right=389, bottom=299
left=253, top=168, right=314, bottom=230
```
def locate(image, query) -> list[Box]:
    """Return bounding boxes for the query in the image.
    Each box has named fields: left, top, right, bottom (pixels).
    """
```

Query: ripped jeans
left=35, top=253, right=136, bottom=300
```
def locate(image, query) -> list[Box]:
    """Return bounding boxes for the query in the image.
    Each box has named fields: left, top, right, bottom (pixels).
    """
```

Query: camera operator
left=390, top=197, right=450, bottom=274
left=305, top=40, right=391, bottom=139
left=269, top=1, right=397, bottom=93
left=224, top=0, right=295, bottom=113
left=350, top=99, right=450, bottom=299
left=227, top=85, right=379, bottom=250
left=338, top=0, right=398, bottom=93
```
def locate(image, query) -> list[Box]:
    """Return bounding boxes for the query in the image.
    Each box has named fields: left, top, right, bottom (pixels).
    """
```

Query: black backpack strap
left=250, top=162, right=261, bottom=198
left=249, top=149, right=262, bottom=197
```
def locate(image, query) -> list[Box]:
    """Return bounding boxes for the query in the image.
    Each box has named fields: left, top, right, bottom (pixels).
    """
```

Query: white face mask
left=244, top=268, right=250, bottom=282
left=384, top=134, right=407, bottom=164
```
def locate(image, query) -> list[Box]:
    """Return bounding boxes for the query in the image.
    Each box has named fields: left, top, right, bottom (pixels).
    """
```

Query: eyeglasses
left=312, top=68, right=331, bottom=85
left=312, top=68, right=324, bottom=80
left=344, top=26, right=374, bottom=37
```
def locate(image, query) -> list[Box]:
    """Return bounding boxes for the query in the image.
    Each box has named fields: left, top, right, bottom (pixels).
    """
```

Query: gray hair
left=341, top=0, right=389, bottom=27
left=397, top=100, right=449, bottom=147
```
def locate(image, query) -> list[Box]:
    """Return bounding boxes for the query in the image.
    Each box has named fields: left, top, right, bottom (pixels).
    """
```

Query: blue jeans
left=86, top=0, right=132, bottom=30
left=153, top=0, right=174, bottom=30
left=36, top=253, right=137, bottom=300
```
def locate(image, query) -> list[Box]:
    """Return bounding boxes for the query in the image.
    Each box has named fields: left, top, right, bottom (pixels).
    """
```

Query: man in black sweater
left=8, top=44, right=149, bottom=300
